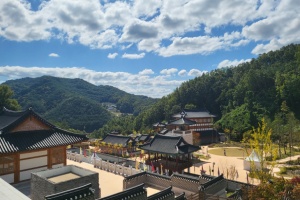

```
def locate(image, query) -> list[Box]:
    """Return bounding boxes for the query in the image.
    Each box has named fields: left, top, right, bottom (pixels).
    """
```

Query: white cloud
left=178, top=70, right=187, bottom=76
left=120, top=19, right=158, bottom=42
left=49, top=53, right=59, bottom=57
left=160, top=68, right=178, bottom=75
left=107, top=52, right=118, bottom=59
left=0, top=66, right=184, bottom=98
left=122, top=52, right=145, bottom=59
left=217, top=59, right=251, bottom=69
left=139, top=69, right=154, bottom=75
left=242, top=0, right=300, bottom=54
left=188, top=69, right=207, bottom=77
left=0, top=0, right=299, bottom=57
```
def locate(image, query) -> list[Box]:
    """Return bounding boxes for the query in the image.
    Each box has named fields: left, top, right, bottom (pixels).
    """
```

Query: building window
left=52, top=148, right=64, bottom=164
left=0, top=156, right=15, bottom=175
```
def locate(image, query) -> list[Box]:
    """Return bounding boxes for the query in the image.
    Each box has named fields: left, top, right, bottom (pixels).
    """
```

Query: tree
left=0, top=85, right=20, bottom=110
left=242, top=176, right=300, bottom=200
left=243, top=118, right=278, bottom=183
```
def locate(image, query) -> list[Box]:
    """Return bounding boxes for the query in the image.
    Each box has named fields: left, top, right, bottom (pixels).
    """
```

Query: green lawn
left=208, top=147, right=250, bottom=157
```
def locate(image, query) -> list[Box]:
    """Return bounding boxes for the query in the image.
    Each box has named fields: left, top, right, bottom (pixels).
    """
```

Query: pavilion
left=139, top=134, right=200, bottom=175
left=99, top=134, right=135, bottom=155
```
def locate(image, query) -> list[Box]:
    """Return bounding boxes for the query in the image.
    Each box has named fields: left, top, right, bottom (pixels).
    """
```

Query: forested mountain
left=133, top=44, right=300, bottom=135
left=2, top=76, right=157, bottom=132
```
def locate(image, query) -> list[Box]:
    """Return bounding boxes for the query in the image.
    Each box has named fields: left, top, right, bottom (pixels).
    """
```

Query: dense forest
left=120, top=44, right=300, bottom=139
left=2, top=76, right=157, bottom=132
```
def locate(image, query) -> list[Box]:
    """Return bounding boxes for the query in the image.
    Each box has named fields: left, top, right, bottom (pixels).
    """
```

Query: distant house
left=172, top=110, right=216, bottom=131
left=155, top=109, right=219, bottom=145
left=0, top=107, right=88, bottom=183
left=99, top=134, right=135, bottom=155
left=134, top=134, right=151, bottom=144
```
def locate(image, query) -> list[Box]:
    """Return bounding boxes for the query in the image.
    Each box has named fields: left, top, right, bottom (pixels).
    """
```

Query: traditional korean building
left=156, top=109, right=219, bottom=145
left=172, top=109, right=216, bottom=131
left=134, top=134, right=151, bottom=144
left=99, top=134, right=135, bottom=155
left=0, top=107, right=88, bottom=183
left=139, top=134, right=200, bottom=175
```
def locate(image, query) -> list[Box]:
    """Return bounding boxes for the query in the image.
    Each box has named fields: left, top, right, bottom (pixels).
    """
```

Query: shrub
left=279, top=167, right=287, bottom=174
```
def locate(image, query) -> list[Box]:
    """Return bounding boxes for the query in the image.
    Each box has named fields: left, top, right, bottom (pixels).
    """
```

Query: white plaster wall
left=0, top=174, right=14, bottom=184
left=35, top=165, right=93, bottom=178
left=20, top=156, right=47, bottom=170
left=20, top=167, right=47, bottom=181
left=20, top=150, right=47, bottom=159
left=183, top=132, right=193, bottom=144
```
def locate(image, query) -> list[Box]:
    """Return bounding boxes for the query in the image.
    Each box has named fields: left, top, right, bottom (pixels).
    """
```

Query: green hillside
left=3, top=76, right=157, bottom=132
left=133, top=44, right=300, bottom=135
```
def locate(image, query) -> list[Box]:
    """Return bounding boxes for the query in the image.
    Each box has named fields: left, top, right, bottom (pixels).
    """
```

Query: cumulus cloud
left=160, top=68, right=178, bottom=76
left=49, top=53, right=59, bottom=57
left=0, top=0, right=299, bottom=57
left=242, top=0, right=300, bottom=54
left=188, top=69, right=207, bottom=77
left=107, top=52, right=118, bottom=59
left=139, top=69, right=154, bottom=75
left=178, top=70, right=187, bottom=76
left=217, top=59, right=251, bottom=69
left=120, top=20, right=158, bottom=42
left=122, top=52, right=145, bottom=59
left=5, top=0, right=300, bottom=99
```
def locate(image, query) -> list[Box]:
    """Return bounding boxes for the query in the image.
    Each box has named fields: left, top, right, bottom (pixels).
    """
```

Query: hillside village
left=1, top=104, right=300, bottom=199
left=1, top=44, right=300, bottom=199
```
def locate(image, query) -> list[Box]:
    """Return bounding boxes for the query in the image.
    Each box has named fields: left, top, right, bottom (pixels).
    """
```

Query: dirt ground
left=66, top=159, right=160, bottom=198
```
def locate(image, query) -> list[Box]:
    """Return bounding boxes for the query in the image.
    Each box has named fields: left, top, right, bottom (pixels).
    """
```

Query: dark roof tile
left=98, top=183, right=146, bottom=200
left=0, top=129, right=88, bottom=154
left=139, top=134, right=199, bottom=155
left=102, top=134, right=133, bottom=147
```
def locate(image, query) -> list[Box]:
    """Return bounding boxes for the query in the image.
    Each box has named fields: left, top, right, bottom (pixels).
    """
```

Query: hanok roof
left=148, top=186, right=174, bottom=200
left=0, top=107, right=88, bottom=154
left=135, top=134, right=151, bottom=143
left=102, top=134, right=134, bottom=147
left=45, top=183, right=94, bottom=200
left=0, top=107, right=55, bottom=134
left=153, top=122, right=166, bottom=127
left=0, top=129, right=88, bottom=154
left=139, top=134, right=199, bottom=155
left=167, top=117, right=196, bottom=125
left=98, top=183, right=146, bottom=200
left=172, top=110, right=216, bottom=119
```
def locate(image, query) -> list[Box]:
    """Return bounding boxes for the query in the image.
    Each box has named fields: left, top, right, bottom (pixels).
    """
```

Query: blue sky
left=0, top=0, right=299, bottom=98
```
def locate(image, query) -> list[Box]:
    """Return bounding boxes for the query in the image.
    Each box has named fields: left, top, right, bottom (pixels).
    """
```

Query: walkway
left=187, top=146, right=260, bottom=185
left=67, top=159, right=161, bottom=198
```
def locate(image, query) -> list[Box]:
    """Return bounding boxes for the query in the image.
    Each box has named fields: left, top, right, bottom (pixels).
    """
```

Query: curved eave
left=139, top=146, right=198, bottom=155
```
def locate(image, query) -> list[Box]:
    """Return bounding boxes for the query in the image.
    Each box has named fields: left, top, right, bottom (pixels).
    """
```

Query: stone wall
left=171, top=174, right=199, bottom=193
left=123, top=172, right=147, bottom=189
left=146, top=173, right=171, bottom=190
left=31, top=167, right=100, bottom=200
left=124, top=172, right=200, bottom=194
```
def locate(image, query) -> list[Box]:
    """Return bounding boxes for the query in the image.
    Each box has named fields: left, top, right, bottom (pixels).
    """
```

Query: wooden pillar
left=48, top=149, right=52, bottom=169
left=176, top=155, right=178, bottom=172
left=188, top=153, right=190, bottom=173
left=63, top=146, right=67, bottom=166
left=14, top=153, right=20, bottom=183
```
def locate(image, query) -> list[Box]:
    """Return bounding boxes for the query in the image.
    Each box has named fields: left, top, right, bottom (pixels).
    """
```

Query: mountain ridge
left=2, top=76, right=158, bottom=132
